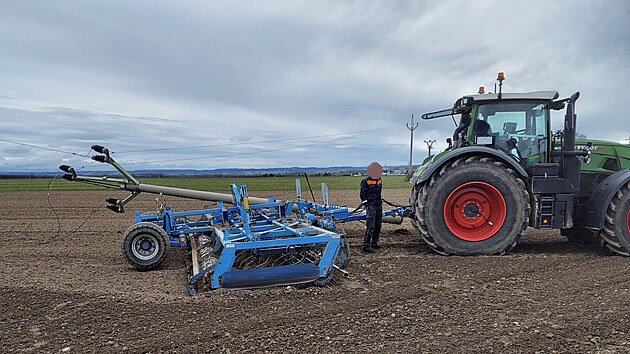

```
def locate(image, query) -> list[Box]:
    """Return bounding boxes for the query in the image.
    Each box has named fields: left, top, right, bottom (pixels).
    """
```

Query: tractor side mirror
left=550, top=101, right=565, bottom=110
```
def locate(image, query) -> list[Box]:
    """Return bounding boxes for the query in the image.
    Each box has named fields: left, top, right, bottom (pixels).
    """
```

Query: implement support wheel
left=121, top=222, right=170, bottom=270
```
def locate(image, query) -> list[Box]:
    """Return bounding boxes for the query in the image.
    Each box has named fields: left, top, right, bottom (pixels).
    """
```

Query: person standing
left=360, top=162, right=384, bottom=253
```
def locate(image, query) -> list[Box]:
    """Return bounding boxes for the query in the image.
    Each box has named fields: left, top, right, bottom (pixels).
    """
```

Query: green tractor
left=410, top=73, right=630, bottom=256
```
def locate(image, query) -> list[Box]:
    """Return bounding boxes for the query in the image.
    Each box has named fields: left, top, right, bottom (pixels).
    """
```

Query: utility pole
left=406, top=114, right=419, bottom=172
left=424, top=139, right=436, bottom=157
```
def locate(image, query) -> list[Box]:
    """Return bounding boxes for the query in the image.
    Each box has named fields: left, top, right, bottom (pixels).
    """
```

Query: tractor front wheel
left=413, top=156, right=530, bottom=255
left=121, top=222, right=170, bottom=270
left=600, top=182, right=630, bottom=256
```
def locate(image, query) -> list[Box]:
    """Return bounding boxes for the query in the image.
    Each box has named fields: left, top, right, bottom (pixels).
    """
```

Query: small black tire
left=337, top=237, right=351, bottom=269
left=412, top=156, right=530, bottom=255
left=561, top=227, right=600, bottom=244
left=121, top=222, right=170, bottom=270
left=600, top=182, right=630, bottom=256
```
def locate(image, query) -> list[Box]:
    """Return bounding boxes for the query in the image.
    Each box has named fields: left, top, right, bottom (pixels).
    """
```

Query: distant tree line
left=0, top=170, right=369, bottom=179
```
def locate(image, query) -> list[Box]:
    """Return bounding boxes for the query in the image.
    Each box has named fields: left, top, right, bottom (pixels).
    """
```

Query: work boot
left=362, top=245, right=376, bottom=253
left=371, top=243, right=382, bottom=249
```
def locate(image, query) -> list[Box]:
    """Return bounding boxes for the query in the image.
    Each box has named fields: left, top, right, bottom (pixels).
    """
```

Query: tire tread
left=411, top=157, right=530, bottom=255
left=121, top=222, right=170, bottom=270
left=600, top=182, right=630, bottom=256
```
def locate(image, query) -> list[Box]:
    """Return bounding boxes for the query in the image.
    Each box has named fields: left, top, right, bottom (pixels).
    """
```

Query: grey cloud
left=0, top=0, right=628, bottom=171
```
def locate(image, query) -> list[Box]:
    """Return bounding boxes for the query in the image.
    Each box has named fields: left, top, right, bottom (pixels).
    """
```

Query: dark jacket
left=360, top=177, right=382, bottom=205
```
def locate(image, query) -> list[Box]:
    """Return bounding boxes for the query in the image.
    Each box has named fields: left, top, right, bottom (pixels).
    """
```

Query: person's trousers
left=363, top=203, right=382, bottom=247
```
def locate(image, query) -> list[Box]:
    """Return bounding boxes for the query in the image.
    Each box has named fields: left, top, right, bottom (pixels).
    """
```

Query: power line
left=123, top=124, right=400, bottom=165
left=112, top=121, right=405, bottom=154
left=376, top=129, right=405, bottom=161
left=0, top=137, right=91, bottom=157
left=0, top=118, right=406, bottom=167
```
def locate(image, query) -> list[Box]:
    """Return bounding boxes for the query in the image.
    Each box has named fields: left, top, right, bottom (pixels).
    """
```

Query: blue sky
left=1, top=1, right=628, bottom=171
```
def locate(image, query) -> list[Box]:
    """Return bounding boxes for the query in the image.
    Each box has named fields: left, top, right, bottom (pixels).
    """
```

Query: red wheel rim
left=443, top=181, right=507, bottom=241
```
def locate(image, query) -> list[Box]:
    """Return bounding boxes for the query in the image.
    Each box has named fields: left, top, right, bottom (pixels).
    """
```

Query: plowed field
left=1, top=189, right=628, bottom=353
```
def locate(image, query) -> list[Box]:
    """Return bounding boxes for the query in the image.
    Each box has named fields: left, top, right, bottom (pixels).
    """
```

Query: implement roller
left=60, top=145, right=407, bottom=293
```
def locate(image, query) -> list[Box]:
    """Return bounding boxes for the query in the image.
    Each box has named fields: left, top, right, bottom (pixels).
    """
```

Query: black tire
left=409, top=184, right=420, bottom=230
left=412, top=156, right=530, bottom=255
left=121, top=222, right=170, bottom=270
left=337, top=237, right=351, bottom=269
left=561, top=227, right=600, bottom=244
left=600, top=182, right=630, bottom=256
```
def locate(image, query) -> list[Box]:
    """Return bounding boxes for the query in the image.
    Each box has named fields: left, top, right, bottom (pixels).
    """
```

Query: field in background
left=0, top=175, right=410, bottom=193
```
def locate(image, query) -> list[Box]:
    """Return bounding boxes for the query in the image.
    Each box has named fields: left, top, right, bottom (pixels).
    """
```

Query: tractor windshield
left=475, top=101, right=548, bottom=164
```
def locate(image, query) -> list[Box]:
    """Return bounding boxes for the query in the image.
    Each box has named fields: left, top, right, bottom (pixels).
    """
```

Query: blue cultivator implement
left=60, top=145, right=406, bottom=293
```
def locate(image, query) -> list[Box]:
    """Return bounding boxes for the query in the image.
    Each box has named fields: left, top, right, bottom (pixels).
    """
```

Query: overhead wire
left=111, top=120, right=405, bottom=154
left=0, top=137, right=92, bottom=157
left=376, top=129, right=405, bottom=161
left=123, top=134, right=363, bottom=165
left=0, top=116, right=410, bottom=168
left=119, top=120, right=405, bottom=165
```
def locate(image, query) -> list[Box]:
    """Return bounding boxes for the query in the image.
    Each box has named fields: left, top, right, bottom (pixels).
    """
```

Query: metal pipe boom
left=125, top=183, right=402, bottom=224
left=125, top=183, right=269, bottom=205
left=60, top=145, right=403, bottom=224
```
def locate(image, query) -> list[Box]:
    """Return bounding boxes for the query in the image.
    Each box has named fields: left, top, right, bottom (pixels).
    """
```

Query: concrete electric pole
left=406, top=114, right=419, bottom=172
left=424, top=139, right=436, bottom=157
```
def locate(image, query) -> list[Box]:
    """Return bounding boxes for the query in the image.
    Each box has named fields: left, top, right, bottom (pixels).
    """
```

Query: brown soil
left=1, top=189, right=629, bottom=353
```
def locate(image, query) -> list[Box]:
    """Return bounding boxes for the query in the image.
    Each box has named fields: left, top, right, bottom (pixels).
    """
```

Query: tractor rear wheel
left=600, top=182, right=630, bottom=256
left=121, top=222, right=170, bottom=270
left=412, top=156, right=530, bottom=255
left=561, top=227, right=600, bottom=244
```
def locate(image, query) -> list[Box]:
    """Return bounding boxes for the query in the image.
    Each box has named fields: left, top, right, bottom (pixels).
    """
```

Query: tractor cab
left=464, top=92, right=558, bottom=166
left=420, top=72, right=586, bottom=172
left=423, top=90, right=561, bottom=167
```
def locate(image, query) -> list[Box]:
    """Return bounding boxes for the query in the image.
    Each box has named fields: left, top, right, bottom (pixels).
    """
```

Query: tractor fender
left=579, top=168, right=630, bottom=229
left=415, top=146, right=529, bottom=185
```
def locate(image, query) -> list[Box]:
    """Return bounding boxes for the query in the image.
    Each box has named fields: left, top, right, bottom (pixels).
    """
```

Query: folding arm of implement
left=60, top=145, right=407, bottom=294
left=59, top=145, right=142, bottom=213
